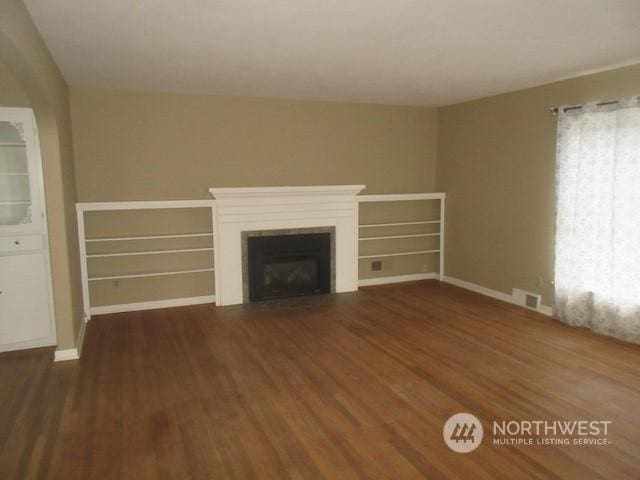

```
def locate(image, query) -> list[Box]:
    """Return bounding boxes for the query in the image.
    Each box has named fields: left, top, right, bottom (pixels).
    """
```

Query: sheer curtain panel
left=555, top=98, right=640, bottom=343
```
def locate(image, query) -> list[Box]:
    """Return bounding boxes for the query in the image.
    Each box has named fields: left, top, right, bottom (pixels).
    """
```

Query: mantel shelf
left=209, top=185, right=366, bottom=200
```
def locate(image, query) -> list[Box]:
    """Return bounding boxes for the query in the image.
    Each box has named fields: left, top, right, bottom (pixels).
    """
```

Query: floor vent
left=512, top=289, right=541, bottom=311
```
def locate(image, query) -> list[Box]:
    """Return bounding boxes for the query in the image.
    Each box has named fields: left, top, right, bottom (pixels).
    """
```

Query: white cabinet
left=0, top=254, right=52, bottom=345
left=0, top=108, right=55, bottom=352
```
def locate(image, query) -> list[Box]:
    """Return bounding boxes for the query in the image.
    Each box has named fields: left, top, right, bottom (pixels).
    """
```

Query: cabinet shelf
left=85, top=232, right=213, bottom=242
left=88, top=267, right=215, bottom=282
left=87, top=247, right=213, bottom=258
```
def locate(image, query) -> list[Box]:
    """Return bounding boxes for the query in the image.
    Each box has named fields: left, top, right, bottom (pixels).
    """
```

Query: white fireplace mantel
left=209, top=185, right=365, bottom=305
left=209, top=185, right=366, bottom=199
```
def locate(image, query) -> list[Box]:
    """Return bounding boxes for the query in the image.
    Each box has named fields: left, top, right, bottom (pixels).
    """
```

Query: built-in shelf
left=85, top=232, right=214, bottom=242
left=0, top=172, right=29, bottom=176
left=88, top=267, right=215, bottom=282
left=77, top=200, right=217, bottom=317
left=0, top=201, right=30, bottom=205
left=0, top=142, right=26, bottom=147
left=359, top=233, right=440, bottom=241
left=357, top=193, right=444, bottom=202
left=359, top=220, right=440, bottom=228
left=358, top=249, right=440, bottom=259
left=357, top=193, right=445, bottom=279
left=87, top=247, right=214, bottom=258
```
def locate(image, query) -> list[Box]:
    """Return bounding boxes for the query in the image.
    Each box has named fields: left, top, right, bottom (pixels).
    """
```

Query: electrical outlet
left=536, top=276, right=543, bottom=288
left=113, top=280, right=119, bottom=287
left=371, top=260, right=382, bottom=271
left=422, top=264, right=429, bottom=273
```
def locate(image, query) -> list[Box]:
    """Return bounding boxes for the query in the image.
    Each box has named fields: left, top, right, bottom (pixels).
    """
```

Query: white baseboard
left=89, top=295, right=216, bottom=316
left=53, top=314, right=87, bottom=362
left=442, top=275, right=512, bottom=303
left=76, top=315, right=88, bottom=357
left=0, top=337, right=56, bottom=354
left=442, top=275, right=552, bottom=317
left=54, top=348, right=79, bottom=362
left=537, top=304, right=553, bottom=316
left=359, top=272, right=438, bottom=287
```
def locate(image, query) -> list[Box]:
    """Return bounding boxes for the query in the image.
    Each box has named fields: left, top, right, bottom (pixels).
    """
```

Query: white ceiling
left=25, top=0, right=640, bottom=106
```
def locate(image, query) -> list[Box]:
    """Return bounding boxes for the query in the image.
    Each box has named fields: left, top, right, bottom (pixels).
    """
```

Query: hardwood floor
left=1, top=280, right=640, bottom=479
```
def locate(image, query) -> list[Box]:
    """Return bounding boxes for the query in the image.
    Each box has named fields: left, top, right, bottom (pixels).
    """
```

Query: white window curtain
left=555, top=98, right=640, bottom=343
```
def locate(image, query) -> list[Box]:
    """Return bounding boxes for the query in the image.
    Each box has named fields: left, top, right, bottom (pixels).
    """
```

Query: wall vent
left=512, top=288, right=541, bottom=311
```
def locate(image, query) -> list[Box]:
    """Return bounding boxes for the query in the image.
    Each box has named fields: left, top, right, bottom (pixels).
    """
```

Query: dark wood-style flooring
left=1, top=281, right=640, bottom=479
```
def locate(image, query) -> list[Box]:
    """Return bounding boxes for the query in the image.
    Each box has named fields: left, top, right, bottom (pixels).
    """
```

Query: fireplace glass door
left=248, top=232, right=330, bottom=301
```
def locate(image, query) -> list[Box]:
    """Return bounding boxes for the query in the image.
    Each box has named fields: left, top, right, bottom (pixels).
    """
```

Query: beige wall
left=437, top=63, right=640, bottom=305
left=70, top=89, right=440, bottom=302
left=70, top=89, right=438, bottom=200
left=0, top=63, right=30, bottom=106
left=0, top=0, right=82, bottom=349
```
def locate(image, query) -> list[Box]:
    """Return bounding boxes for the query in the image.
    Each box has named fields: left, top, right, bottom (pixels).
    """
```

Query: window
left=555, top=97, right=640, bottom=342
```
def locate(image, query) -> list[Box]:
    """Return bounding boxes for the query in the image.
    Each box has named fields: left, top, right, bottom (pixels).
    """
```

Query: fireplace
left=245, top=230, right=333, bottom=302
left=210, top=186, right=363, bottom=306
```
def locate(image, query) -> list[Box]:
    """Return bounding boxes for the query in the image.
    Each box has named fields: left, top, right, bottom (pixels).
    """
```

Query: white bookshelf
left=357, top=192, right=445, bottom=281
left=76, top=200, right=216, bottom=318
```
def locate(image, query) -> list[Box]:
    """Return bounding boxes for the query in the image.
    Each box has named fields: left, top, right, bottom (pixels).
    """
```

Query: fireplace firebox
left=247, top=232, right=331, bottom=301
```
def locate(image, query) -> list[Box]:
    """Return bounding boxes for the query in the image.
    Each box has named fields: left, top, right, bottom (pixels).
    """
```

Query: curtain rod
left=550, top=96, right=640, bottom=114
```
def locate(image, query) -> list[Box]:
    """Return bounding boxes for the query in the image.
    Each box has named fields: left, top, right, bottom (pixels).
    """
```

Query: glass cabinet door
left=0, top=111, right=42, bottom=234
left=0, top=122, right=31, bottom=226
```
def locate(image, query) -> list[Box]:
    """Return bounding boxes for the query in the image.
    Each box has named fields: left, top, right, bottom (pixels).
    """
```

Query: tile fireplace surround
left=209, top=185, right=365, bottom=306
